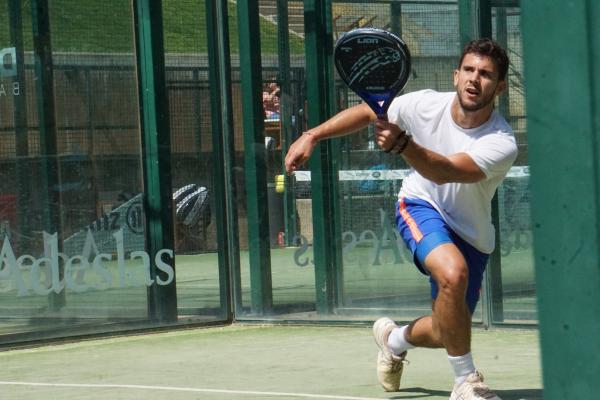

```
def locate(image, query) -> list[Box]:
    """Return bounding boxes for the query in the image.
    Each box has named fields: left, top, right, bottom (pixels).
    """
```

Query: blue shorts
left=395, top=197, right=489, bottom=314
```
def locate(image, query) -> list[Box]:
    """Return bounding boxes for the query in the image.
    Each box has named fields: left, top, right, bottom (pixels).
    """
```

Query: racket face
left=334, top=28, right=411, bottom=116
left=183, top=187, right=209, bottom=227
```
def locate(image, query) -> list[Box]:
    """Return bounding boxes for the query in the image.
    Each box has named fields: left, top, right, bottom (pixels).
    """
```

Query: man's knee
left=424, top=243, right=469, bottom=298
left=438, top=262, right=468, bottom=291
left=431, top=259, right=469, bottom=298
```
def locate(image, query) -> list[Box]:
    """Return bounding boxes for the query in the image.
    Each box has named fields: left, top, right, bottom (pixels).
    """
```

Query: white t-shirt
left=387, top=89, right=518, bottom=253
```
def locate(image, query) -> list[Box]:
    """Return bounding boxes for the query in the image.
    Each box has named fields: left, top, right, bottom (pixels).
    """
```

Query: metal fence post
left=277, top=0, right=299, bottom=247
left=132, top=0, right=177, bottom=322
left=31, top=0, right=65, bottom=311
left=205, top=0, right=241, bottom=319
left=458, top=0, right=503, bottom=327
left=236, top=0, right=273, bottom=315
left=304, top=0, right=343, bottom=314
left=9, top=0, right=31, bottom=256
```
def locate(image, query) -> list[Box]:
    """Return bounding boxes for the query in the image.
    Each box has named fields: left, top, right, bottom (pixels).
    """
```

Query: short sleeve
left=466, top=133, right=518, bottom=179
left=386, top=90, right=434, bottom=133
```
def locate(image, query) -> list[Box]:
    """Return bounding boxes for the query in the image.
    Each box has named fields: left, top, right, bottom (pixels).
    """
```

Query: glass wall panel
left=231, top=0, right=315, bottom=318
left=0, top=0, right=235, bottom=346
left=0, top=1, right=148, bottom=345
left=161, top=0, right=227, bottom=321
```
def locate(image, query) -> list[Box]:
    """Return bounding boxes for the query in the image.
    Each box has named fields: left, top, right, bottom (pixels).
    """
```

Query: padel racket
left=174, top=184, right=211, bottom=228
left=334, top=28, right=411, bottom=118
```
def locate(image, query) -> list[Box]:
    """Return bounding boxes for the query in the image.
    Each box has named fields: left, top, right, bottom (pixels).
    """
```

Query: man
left=284, top=38, right=517, bottom=400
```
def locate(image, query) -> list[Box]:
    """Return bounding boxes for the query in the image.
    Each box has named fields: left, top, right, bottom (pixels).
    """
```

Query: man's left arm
left=402, top=141, right=485, bottom=184
left=374, top=119, right=486, bottom=184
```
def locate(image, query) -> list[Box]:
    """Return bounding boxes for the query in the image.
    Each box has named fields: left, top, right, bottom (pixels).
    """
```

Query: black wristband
left=389, top=134, right=411, bottom=154
left=396, top=134, right=411, bottom=154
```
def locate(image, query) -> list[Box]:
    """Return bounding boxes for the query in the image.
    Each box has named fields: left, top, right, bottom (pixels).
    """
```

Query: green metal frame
left=9, top=0, right=31, bottom=256
left=31, top=0, right=65, bottom=311
left=236, top=0, right=273, bottom=315
left=205, top=0, right=240, bottom=319
left=459, top=0, right=492, bottom=46
left=389, top=2, right=402, bottom=37
left=133, top=0, right=177, bottom=322
left=277, top=0, right=299, bottom=247
left=490, top=4, right=511, bottom=323
left=458, top=0, right=507, bottom=327
left=522, top=1, right=600, bottom=397
left=304, top=0, right=344, bottom=313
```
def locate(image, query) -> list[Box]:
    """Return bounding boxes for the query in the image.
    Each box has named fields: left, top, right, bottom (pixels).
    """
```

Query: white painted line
left=0, top=381, right=385, bottom=400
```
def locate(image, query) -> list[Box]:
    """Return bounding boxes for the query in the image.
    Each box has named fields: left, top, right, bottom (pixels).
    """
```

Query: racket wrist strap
left=390, top=134, right=411, bottom=154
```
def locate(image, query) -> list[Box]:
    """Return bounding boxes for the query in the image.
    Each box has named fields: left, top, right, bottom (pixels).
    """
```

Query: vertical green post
left=304, top=0, right=343, bottom=313
left=390, top=2, right=402, bottom=38
left=459, top=0, right=492, bottom=46
left=133, top=0, right=177, bottom=322
left=31, top=0, right=64, bottom=311
left=9, top=0, right=31, bottom=255
left=192, top=68, right=203, bottom=153
left=522, top=1, right=600, bottom=397
left=205, top=0, right=241, bottom=318
left=277, top=0, right=298, bottom=246
left=488, top=5, right=511, bottom=324
left=84, top=67, right=102, bottom=217
left=237, top=0, right=273, bottom=315
left=495, top=7, right=510, bottom=119
left=458, top=0, right=503, bottom=326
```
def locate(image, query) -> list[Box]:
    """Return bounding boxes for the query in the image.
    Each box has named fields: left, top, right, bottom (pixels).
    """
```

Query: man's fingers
left=285, top=153, right=303, bottom=175
left=285, top=161, right=297, bottom=175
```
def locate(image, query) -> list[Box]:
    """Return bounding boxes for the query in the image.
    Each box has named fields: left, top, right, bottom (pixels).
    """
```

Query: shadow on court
left=390, top=387, right=542, bottom=399
left=391, top=387, right=451, bottom=398
left=496, top=389, right=543, bottom=400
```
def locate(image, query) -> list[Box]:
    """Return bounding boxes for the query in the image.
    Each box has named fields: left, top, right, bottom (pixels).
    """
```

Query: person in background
left=263, top=80, right=281, bottom=120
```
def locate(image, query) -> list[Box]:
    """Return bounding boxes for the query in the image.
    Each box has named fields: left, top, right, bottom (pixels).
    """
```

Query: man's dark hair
left=459, top=38, right=509, bottom=81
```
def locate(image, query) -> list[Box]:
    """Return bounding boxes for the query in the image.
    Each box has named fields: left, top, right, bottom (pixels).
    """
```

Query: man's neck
left=451, top=96, right=494, bottom=129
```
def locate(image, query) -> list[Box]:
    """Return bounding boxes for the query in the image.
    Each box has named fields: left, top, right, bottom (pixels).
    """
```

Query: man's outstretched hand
left=284, top=132, right=318, bottom=175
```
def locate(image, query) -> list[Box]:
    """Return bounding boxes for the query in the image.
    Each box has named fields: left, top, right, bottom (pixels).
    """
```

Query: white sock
left=386, top=325, right=415, bottom=355
left=448, top=352, right=476, bottom=385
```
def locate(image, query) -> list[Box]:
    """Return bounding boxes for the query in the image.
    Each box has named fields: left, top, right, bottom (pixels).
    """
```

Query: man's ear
left=496, top=79, right=507, bottom=96
left=453, top=69, right=459, bottom=87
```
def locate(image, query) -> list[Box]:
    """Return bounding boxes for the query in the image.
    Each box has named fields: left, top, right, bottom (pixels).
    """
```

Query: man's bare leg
left=377, top=242, right=502, bottom=397
left=402, top=243, right=471, bottom=355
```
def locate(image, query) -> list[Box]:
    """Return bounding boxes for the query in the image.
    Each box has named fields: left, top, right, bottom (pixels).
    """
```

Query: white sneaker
left=373, top=317, right=408, bottom=392
left=450, top=371, right=502, bottom=400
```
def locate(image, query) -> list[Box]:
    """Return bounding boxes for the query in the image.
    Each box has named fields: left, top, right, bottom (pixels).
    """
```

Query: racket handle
left=376, top=113, right=388, bottom=121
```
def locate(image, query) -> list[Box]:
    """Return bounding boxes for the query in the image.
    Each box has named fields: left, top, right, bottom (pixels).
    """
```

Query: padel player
left=284, top=38, right=517, bottom=400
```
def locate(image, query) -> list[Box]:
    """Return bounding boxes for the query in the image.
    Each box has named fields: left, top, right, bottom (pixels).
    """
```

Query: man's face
left=453, top=53, right=506, bottom=112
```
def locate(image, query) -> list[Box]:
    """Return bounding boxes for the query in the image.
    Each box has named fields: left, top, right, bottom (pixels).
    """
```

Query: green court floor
left=0, top=324, right=542, bottom=400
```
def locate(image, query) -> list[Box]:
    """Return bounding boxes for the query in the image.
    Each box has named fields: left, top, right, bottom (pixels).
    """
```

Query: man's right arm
left=284, top=103, right=376, bottom=174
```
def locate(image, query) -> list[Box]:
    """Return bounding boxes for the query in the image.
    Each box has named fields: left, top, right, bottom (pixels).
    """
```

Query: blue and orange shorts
left=395, top=197, right=489, bottom=314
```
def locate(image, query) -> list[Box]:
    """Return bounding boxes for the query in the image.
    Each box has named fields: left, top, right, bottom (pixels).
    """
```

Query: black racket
left=334, top=28, right=411, bottom=118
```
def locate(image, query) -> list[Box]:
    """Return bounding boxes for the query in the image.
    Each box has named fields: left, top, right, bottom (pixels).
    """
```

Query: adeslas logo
left=0, top=47, right=17, bottom=78
left=0, top=46, right=20, bottom=98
